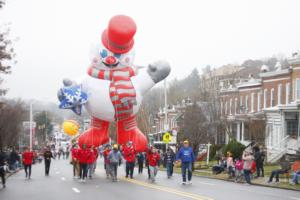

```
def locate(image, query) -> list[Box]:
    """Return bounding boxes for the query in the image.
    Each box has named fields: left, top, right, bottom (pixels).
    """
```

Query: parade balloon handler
left=43, top=147, right=54, bottom=176
left=87, top=146, right=98, bottom=179
left=137, top=152, right=145, bottom=174
left=71, top=143, right=80, bottom=178
left=145, top=145, right=153, bottom=179
left=103, top=144, right=112, bottom=179
left=108, top=144, right=123, bottom=182
left=22, top=147, right=34, bottom=180
left=123, top=141, right=136, bottom=179
left=147, top=147, right=160, bottom=183
left=77, top=144, right=91, bottom=182
left=57, top=15, right=171, bottom=152
left=164, top=148, right=175, bottom=178
left=176, top=140, right=195, bottom=185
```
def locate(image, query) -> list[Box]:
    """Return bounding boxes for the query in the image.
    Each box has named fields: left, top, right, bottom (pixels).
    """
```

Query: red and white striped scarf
left=87, top=66, right=137, bottom=120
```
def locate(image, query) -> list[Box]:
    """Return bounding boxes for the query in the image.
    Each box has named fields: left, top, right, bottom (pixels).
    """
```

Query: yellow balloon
left=62, top=120, right=79, bottom=136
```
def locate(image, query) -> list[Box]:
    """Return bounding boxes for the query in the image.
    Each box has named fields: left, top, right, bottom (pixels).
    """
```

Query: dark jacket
left=280, top=160, right=291, bottom=172
left=164, top=151, right=175, bottom=165
left=137, top=153, right=144, bottom=163
left=9, top=151, right=20, bottom=164
left=254, top=151, right=264, bottom=165
left=44, top=150, right=53, bottom=161
left=0, top=151, right=7, bottom=166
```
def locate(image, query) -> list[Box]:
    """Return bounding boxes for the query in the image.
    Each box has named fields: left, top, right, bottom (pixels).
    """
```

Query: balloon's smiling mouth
left=102, top=61, right=119, bottom=68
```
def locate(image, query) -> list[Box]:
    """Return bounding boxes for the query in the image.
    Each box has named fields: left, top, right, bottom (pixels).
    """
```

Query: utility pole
left=164, top=79, right=169, bottom=150
left=29, top=103, right=33, bottom=151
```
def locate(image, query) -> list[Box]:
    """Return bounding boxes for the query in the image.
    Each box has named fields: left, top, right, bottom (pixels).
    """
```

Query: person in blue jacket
left=176, top=140, right=195, bottom=185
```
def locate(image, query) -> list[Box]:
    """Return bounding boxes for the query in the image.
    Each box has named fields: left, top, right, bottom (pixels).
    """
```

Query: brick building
left=220, top=52, right=300, bottom=162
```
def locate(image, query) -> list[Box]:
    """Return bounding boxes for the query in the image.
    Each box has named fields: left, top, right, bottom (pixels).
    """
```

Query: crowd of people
left=212, top=146, right=300, bottom=185
left=1, top=140, right=300, bottom=189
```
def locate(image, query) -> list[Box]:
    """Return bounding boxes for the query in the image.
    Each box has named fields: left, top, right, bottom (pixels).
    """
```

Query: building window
left=245, top=95, right=248, bottom=112
left=225, top=101, right=228, bottom=115
left=287, top=120, right=298, bottom=137
left=264, top=89, right=267, bottom=108
left=235, top=98, right=238, bottom=114
left=286, top=83, right=290, bottom=104
left=220, top=101, right=223, bottom=115
left=257, top=92, right=261, bottom=111
left=296, top=78, right=300, bottom=100
left=270, top=88, right=274, bottom=107
left=251, top=93, right=255, bottom=112
left=229, top=98, right=232, bottom=115
left=240, top=96, right=243, bottom=113
left=278, top=84, right=282, bottom=105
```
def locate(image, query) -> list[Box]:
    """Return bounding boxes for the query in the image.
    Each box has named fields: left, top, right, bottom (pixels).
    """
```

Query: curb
left=160, top=168, right=300, bottom=192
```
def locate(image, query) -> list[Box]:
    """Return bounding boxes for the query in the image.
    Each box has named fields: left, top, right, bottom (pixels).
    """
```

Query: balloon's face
left=91, top=44, right=135, bottom=70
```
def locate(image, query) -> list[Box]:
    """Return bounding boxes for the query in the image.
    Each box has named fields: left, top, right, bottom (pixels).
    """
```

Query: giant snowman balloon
left=58, top=15, right=170, bottom=152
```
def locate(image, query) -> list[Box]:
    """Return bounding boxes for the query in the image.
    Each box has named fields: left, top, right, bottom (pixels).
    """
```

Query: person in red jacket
left=147, top=147, right=160, bottom=183
left=122, top=141, right=136, bottom=179
left=22, top=147, right=34, bottom=179
left=87, top=146, right=98, bottom=179
left=71, top=144, right=80, bottom=178
left=77, top=144, right=91, bottom=182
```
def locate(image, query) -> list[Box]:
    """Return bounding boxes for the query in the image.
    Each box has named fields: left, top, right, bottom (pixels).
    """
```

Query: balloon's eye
left=100, top=49, right=108, bottom=58
left=114, top=53, right=121, bottom=59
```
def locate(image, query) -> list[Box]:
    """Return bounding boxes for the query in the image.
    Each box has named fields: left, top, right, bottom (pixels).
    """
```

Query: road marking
left=61, top=177, right=66, bottom=181
left=72, top=187, right=80, bottom=193
left=120, top=177, right=213, bottom=200
left=198, top=182, right=215, bottom=186
left=289, top=197, right=300, bottom=200
left=55, top=171, right=60, bottom=174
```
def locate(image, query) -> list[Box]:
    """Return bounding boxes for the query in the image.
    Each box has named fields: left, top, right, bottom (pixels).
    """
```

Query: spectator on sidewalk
left=77, top=144, right=91, bottom=182
left=235, top=157, right=243, bottom=182
left=226, top=151, right=235, bottom=178
left=0, top=149, right=7, bottom=188
left=268, top=156, right=291, bottom=184
left=71, top=144, right=80, bottom=178
left=164, top=148, right=175, bottom=178
left=137, top=152, right=144, bottom=174
left=43, top=147, right=53, bottom=176
left=176, top=140, right=195, bottom=185
left=147, top=147, right=160, bottom=183
left=8, top=148, right=20, bottom=172
left=242, top=150, right=254, bottom=185
left=254, top=146, right=265, bottom=178
left=290, top=160, right=300, bottom=185
left=108, top=144, right=122, bottom=182
left=123, top=141, right=136, bottom=179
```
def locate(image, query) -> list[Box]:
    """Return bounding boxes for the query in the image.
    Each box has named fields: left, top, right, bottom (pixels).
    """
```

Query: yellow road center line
left=120, top=177, right=214, bottom=200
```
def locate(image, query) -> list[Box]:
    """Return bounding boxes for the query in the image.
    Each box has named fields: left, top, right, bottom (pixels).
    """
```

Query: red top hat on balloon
left=101, top=15, right=137, bottom=54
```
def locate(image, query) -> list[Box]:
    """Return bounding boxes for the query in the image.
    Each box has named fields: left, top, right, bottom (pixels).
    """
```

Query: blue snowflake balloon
left=58, top=85, right=88, bottom=115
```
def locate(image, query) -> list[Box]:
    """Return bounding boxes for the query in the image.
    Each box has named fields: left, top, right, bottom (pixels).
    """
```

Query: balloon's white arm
left=132, top=60, right=171, bottom=96
left=131, top=68, right=155, bottom=96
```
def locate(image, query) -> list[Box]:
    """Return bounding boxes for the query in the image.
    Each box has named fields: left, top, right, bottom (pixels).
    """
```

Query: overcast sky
left=1, top=0, right=300, bottom=102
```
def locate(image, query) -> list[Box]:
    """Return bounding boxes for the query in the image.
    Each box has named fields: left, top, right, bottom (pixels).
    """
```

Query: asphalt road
left=0, top=159, right=300, bottom=200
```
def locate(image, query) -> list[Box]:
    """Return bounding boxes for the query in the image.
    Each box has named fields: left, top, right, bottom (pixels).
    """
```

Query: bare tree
left=0, top=0, right=15, bottom=96
left=177, top=103, right=209, bottom=153
left=0, top=99, right=26, bottom=149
